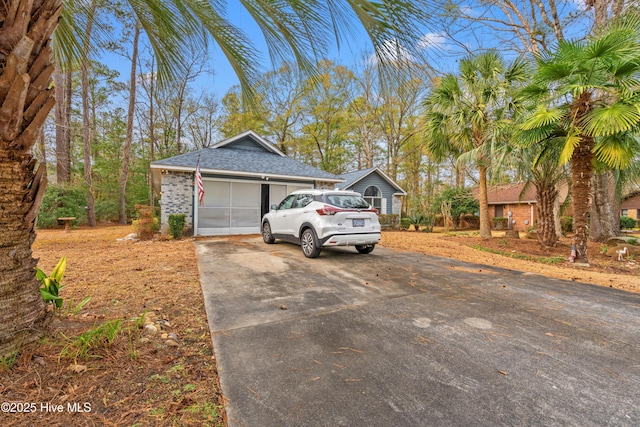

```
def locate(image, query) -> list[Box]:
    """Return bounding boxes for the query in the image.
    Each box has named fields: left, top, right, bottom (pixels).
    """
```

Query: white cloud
left=417, top=33, right=446, bottom=50
left=368, top=39, right=415, bottom=66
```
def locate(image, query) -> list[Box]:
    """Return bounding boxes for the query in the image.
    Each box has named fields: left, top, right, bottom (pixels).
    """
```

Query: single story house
left=477, top=182, right=569, bottom=231
left=621, top=190, right=640, bottom=219
left=337, top=167, right=406, bottom=215
left=150, top=131, right=342, bottom=236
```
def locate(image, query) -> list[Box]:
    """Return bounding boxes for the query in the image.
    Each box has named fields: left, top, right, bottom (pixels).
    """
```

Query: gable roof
left=150, top=131, right=341, bottom=182
left=339, top=167, right=407, bottom=195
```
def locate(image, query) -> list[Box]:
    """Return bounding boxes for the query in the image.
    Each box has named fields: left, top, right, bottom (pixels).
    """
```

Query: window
left=278, top=195, right=296, bottom=210
left=495, top=205, right=504, bottom=217
left=621, top=209, right=628, bottom=216
left=363, top=186, right=382, bottom=210
left=296, top=194, right=314, bottom=208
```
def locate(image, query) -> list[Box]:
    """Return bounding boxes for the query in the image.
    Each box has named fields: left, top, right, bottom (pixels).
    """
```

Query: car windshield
left=323, top=194, right=370, bottom=209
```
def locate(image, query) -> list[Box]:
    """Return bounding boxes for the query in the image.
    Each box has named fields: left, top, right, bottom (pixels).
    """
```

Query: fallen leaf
left=67, top=364, right=88, bottom=373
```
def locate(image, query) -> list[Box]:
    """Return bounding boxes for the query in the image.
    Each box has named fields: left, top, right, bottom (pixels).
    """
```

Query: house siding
left=342, top=173, right=398, bottom=214
left=160, top=172, right=194, bottom=233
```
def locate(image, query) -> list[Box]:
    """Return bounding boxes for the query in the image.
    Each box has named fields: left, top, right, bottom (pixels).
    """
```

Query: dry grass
left=0, top=225, right=226, bottom=426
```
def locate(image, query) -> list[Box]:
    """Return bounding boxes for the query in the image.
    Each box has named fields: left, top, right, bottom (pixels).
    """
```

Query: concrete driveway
left=195, top=236, right=640, bottom=427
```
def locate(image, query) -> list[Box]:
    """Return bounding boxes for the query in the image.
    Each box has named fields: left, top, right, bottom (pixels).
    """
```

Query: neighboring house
left=621, top=190, right=640, bottom=220
left=150, top=131, right=343, bottom=236
left=477, top=182, right=569, bottom=231
left=337, top=167, right=406, bottom=215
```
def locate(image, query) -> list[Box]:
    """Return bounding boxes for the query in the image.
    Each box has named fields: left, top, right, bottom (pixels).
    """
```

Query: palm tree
left=517, top=16, right=640, bottom=264
left=0, top=0, right=427, bottom=358
left=512, top=138, right=569, bottom=247
left=424, top=51, right=528, bottom=238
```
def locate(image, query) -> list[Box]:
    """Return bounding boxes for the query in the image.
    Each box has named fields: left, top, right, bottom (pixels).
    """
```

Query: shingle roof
left=472, top=183, right=537, bottom=204
left=340, top=167, right=377, bottom=188
left=151, top=147, right=341, bottom=181
left=339, top=167, right=406, bottom=194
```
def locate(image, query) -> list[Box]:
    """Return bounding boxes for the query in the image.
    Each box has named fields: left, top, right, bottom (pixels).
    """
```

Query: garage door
left=197, top=181, right=261, bottom=235
left=196, top=181, right=313, bottom=235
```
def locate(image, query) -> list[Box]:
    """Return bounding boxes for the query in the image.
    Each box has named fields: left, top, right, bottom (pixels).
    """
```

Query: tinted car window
left=323, top=194, right=370, bottom=209
left=278, top=195, right=296, bottom=210
left=296, top=194, right=314, bottom=208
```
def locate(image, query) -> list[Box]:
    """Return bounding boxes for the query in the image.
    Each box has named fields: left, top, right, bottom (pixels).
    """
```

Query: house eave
left=151, top=164, right=344, bottom=183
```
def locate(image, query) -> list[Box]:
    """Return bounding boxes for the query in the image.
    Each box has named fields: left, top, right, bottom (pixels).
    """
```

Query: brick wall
left=160, top=172, right=193, bottom=233
left=490, top=203, right=536, bottom=231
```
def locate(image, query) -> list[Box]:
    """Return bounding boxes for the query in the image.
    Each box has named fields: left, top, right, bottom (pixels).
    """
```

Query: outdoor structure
left=337, top=167, right=406, bottom=215
left=479, top=182, right=569, bottom=232
left=621, top=190, right=640, bottom=220
left=150, top=131, right=342, bottom=236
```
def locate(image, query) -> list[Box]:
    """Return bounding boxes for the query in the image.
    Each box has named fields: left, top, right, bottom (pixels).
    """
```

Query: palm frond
left=594, top=133, right=640, bottom=169
left=558, top=132, right=582, bottom=165
left=519, top=105, right=564, bottom=130
left=583, top=102, right=640, bottom=136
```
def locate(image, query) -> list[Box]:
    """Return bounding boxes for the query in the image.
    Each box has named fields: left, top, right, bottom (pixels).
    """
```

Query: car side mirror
left=271, top=204, right=278, bottom=211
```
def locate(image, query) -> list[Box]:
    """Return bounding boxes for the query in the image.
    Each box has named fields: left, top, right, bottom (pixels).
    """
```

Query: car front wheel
left=262, top=222, right=275, bottom=244
left=355, top=244, right=375, bottom=254
left=301, top=228, right=321, bottom=258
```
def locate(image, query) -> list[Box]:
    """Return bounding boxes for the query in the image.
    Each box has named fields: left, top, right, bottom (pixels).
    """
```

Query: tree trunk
left=571, top=136, right=595, bottom=264
left=0, top=0, right=62, bottom=358
left=536, top=184, right=558, bottom=247
left=478, top=165, right=492, bottom=238
left=54, top=63, right=70, bottom=183
left=81, top=1, right=96, bottom=227
left=589, top=171, right=618, bottom=242
left=120, top=21, right=140, bottom=224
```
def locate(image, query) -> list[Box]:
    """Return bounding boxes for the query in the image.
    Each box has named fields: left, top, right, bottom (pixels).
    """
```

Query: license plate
left=352, top=219, right=365, bottom=227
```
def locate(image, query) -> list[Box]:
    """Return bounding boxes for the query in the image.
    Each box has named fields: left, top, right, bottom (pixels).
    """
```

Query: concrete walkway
left=196, top=237, right=640, bottom=427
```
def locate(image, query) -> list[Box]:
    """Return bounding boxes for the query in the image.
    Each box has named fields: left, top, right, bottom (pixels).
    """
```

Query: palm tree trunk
left=571, top=137, right=595, bottom=264
left=536, top=184, right=558, bottom=247
left=0, top=0, right=62, bottom=358
left=120, top=20, right=141, bottom=224
left=478, top=165, right=492, bottom=238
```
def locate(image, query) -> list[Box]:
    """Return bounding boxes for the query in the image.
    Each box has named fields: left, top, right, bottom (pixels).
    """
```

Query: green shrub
left=492, top=217, right=508, bottom=230
left=378, top=214, right=400, bottom=229
left=37, top=184, right=87, bottom=228
left=400, top=217, right=411, bottom=230
left=620, top=216, right=637, bottom=230
left=560, top=216, right=573, bottom=234
left=133, top=205, right=159, bottom=240
left=168, top=214, right=187, bottom=239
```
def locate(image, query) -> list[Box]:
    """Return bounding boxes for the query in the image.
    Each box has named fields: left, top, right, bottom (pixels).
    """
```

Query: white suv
left=261, top=189, right=381, bottom=258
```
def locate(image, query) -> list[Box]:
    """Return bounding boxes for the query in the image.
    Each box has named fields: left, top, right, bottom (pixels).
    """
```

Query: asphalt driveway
left=195, top=236, right=640, bottom=427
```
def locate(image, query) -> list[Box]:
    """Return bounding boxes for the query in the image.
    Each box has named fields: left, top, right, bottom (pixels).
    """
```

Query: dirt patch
left=1, top=225, right=225, bottom=426
left=381, top=230, right=639, bottom=293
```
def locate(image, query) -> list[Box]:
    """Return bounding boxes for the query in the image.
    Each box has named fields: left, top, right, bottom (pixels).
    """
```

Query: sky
left=96, top=1, right=589, bottom=104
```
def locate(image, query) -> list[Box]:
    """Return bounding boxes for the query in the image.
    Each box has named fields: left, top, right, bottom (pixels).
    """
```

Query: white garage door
left=197, top=181, right=261, bottom=235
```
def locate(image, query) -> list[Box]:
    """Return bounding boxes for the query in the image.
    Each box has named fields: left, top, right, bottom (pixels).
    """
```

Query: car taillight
left=316, top=205, right=341, bottom=215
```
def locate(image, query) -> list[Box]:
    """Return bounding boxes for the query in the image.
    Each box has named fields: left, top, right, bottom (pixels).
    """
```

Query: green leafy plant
left=35, top=257, right=66, bottom=312
left=628, top=237, right=638, bottom=246
left=64, top=296, right=91, bottom=316
left=492, top=217, right=508, bottom=230
left=620, top=216, right=638, bottom=230
left=408, top=213, right=426, bottom=231
left=168, top=214, right=187, bottom=239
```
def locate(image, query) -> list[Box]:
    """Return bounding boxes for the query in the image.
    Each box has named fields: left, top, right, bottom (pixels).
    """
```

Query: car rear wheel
left=262, top=222, right=275, bottom=244
left=301, top=228, right=321, bottom=258
left=355, top=244, right=375, bottom=254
